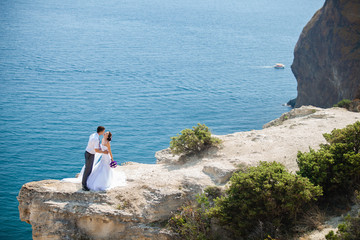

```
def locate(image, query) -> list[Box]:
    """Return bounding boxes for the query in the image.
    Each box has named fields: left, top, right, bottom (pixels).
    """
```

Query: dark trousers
left=82, top=151, right=95, bottom=188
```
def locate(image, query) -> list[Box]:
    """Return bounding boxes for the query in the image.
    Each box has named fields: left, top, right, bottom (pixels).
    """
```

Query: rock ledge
left=18, top=106, right=360, bottom=239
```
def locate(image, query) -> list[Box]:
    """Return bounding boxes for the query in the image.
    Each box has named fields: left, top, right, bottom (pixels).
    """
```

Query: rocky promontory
left=17, top=106, right=360, bottom=239
left=291, top=0, right=360, bottom=108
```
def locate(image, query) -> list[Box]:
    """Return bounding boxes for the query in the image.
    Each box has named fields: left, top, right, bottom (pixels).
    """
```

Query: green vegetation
left=323, top=121, right=360, bottom=154
left=333, top=99, right=352, bottom=110
left=296, top=121, right=360, bottom=197
left=167, top=121, right=360, bottom=239
left=167, top=186, right=222, bottom=240
left=209, top=161, right=322, bottom=237
left=325, top=191, right=360, bottom=240
left=116, top=199, right=131, bottom=210
left=170, top=123, right=222, bottom=155
left=168, top=163, right=322, bottom=239
left=167, top=203, right=211, bottom=240
left=326, top=213, right=360, bottom=240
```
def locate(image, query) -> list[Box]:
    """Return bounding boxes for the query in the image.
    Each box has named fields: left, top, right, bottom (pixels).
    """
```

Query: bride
left=61, top=131, right=126, bottom=191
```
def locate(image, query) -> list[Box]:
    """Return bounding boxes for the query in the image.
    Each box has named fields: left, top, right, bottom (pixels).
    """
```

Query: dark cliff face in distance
left=291, top=0, right=360, bottom=108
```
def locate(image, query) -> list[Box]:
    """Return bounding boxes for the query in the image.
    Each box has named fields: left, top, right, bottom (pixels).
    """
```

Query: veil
left=61, top=153, right=102, bottom=183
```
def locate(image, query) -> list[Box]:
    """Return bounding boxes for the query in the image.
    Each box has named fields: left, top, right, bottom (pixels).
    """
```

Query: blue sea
left=0, top=0, right=324, bottom=239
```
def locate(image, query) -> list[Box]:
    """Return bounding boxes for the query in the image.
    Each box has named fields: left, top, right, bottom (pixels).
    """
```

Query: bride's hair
left=107, top=132, right=112, bottom=142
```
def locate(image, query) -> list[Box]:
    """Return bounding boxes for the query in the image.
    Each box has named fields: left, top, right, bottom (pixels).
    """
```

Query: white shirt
left=85, top=132, right=101, bottom=154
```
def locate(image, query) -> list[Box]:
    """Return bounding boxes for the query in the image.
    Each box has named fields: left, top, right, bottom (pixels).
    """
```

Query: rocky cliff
left=18, top=106, right=360, bottom=239
left=291, top=0, right=360, bottom=108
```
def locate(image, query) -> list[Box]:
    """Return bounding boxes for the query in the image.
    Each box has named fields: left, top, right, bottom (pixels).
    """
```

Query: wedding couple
left=61, top=126, right=126, bottom=191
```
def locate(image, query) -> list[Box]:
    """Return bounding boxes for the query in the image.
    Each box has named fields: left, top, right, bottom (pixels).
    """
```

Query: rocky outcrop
left=291, top=0, right=360, bottom=108
left=18, top=106, right=360, bottom=239
left=349, top=99, right=360, bottom=112
left=262, top=106, right=318, bottom=128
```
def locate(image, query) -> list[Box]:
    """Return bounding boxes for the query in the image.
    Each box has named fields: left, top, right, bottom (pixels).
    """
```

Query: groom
left=82, top=126, right=109, bottom=191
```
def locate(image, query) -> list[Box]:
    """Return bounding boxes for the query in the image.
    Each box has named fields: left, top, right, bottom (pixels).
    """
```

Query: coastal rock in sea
left=291, top=0, right=360, bottom=108
left=287, top=98, right=297, bottom=108
left=18, top=107, right=360, bottom=239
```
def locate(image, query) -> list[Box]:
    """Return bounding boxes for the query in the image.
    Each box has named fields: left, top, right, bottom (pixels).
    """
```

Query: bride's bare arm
left=106, top=142, right=114, bottom=161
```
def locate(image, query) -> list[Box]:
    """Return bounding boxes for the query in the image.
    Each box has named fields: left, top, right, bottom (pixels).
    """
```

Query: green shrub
left=323, top=121, right=360, bottom=154
left=170, top=123, right=222, bottom=155
left=325, top=191, right=360, bottom=240
left=167, top=202, right=211, bottom=240
left=326, top=213, right=360, bottom=240
left=167, top=187, right=223, bottom=240
left=333, top=99, right=352, bottom=109
left=208, top=161, right=322, bottom=237
left=296, top=122, right=360, bottom=197
left=325, top=214, right=360, bottom=240
left=203, top=186, right=222, bottom=203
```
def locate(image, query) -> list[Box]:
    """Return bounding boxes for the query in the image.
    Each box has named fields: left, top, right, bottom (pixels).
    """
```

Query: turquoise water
left=0, top=0, right=324, bottom=238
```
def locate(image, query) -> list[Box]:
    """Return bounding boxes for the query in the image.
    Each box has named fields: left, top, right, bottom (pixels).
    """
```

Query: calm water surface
left=0, top=0, right=324, bottom=238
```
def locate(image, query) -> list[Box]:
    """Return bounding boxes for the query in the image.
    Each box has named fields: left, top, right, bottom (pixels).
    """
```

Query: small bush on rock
left=170, top=123, right=222, bottom=155
left=333, top=99, right=352, bottom=109
left=208, top=161, right=323, bottom=237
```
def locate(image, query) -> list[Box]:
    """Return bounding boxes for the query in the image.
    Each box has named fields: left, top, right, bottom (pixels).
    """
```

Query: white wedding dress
left=61, top=144, right=127, bottom=191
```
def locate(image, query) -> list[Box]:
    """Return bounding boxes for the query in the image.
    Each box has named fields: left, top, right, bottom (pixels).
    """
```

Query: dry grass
left=293, top=205, right=327, bottom=234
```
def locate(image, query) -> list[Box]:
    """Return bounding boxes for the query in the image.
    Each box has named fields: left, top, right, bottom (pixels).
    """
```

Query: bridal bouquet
left=110, top=160, right=117, bottom=168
